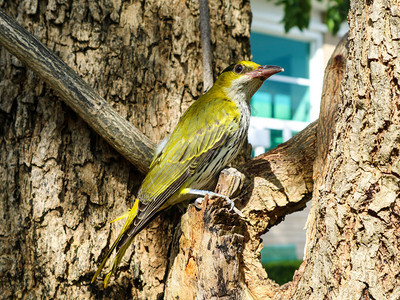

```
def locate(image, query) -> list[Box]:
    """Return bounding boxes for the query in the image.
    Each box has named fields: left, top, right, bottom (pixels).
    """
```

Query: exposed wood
left=0, top=8, right=155, bottom=174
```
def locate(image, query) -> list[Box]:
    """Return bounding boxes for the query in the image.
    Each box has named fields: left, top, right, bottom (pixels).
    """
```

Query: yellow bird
left=92, top=61, right=283, bottom=287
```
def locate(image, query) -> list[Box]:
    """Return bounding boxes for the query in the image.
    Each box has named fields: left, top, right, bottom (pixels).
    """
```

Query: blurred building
left=248, top=0, right=347, bottom=262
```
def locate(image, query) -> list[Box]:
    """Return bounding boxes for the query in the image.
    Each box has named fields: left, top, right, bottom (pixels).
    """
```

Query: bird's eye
left=233, top=64, right=244, bottom=74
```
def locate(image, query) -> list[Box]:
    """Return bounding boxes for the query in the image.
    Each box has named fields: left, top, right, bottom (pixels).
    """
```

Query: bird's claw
left=191, top=191, right=244, bottom=217
left=222, top=196, right=235, bottom=211
left=221, top=196, right=244, bottom=217
left=194, top=197, right=203, bottom=210
left=224, top=197, right=245, bottom=217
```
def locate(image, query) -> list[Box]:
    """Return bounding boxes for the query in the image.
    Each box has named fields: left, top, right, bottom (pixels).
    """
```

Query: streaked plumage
left=92, top=61, right=283, bottom=287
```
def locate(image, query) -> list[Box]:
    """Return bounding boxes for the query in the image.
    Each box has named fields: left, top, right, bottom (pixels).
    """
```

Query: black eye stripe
left=221, top=64, right=235, bottom=73
left=220, top=63, right=246, bottom=76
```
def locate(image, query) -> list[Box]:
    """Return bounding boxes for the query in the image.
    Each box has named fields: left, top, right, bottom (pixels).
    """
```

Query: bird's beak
left=246, top=65, right=284, bottom=81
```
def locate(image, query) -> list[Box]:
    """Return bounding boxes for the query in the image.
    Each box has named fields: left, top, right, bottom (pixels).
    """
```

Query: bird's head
left=213, top=61, right=283, bottom=103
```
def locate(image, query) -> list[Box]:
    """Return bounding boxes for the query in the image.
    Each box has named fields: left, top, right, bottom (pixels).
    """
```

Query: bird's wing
left=150, top=134, right=170, bottom=169
left=116, top=97, right=240, bottom=250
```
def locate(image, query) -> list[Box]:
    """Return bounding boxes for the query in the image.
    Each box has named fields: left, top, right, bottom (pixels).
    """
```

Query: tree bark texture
left=0, top=1, right=251, bottom=299
left=0, top=8, right=155, bottom=174
left=3, top=0, right=399, bottom=299
left=280, top=1, right=400, bottom=299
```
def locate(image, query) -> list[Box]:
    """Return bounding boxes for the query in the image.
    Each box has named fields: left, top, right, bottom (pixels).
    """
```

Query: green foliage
left=325, top=0, right=349, bottom=34
left=262, top=260, right=303, bottom=285
left=268, top=0, right=349, bottom=35
left=275, top=0, right=312, bottom=32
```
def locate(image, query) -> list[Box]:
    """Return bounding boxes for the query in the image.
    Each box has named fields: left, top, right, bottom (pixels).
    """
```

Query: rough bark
left=0, top=8, right=155, bottom=174
left=304, top=33, right=348, bottom=263
left=3, top=0, right=398, bottom=299
left=0, top=1, right=251, bottom=299
left=280, top=1, right=400, bottom=299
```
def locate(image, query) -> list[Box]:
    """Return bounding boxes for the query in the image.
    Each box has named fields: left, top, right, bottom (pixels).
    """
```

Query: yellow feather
left=91, top=198, right=140, bottom=286
left=110, top=210, right=131, bottom=223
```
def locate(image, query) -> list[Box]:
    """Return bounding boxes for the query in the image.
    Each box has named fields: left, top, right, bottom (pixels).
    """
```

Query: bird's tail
left=91, top=198, right=140, bottom=287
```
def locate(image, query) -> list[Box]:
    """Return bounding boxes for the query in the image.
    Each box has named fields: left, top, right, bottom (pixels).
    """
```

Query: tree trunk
left=0, top=1, right=251, bottom=298
left=3, top=0, right=399, bottom=299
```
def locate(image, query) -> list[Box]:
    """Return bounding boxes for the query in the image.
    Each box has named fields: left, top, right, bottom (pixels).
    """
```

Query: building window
left=248, top=0, right=325, bottom=156
left=251, top=33, right=311, bottom=122
left=250, top=33, right=313, bottom=154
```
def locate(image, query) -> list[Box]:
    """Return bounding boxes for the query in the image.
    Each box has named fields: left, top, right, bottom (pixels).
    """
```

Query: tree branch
left=303, top=32, right=349, bottom=260
left=199, top=0, right=214, bottom=91
left=0, top=8, right=155, bottom=174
